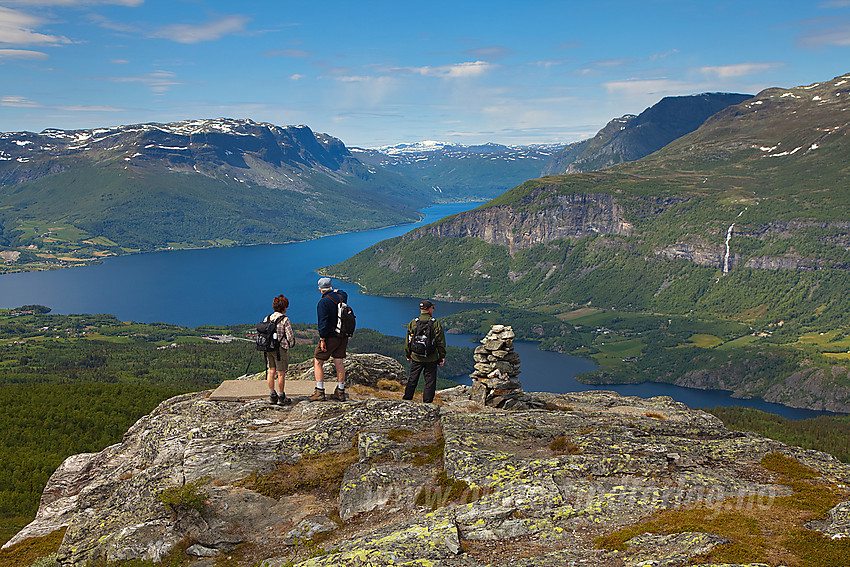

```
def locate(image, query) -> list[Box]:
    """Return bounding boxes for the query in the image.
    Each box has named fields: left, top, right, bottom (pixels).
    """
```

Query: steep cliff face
left=7, top=382, right=850, bottom=567
left=424, top=194, right=633, bottom=251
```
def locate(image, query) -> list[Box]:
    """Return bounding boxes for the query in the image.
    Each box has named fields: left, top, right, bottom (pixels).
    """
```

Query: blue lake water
left=0, top=202, right=834, bottom=419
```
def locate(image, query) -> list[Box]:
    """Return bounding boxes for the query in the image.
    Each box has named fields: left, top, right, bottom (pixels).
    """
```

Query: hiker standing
left=403, top=300, right=446, bottom=403
left=265, top=294, right=295, bottom=405
left=311, top=277, right=348, bottom=401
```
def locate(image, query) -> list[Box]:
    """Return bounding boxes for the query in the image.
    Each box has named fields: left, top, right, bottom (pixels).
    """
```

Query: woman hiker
left=265, top=294, right=296, bottom=405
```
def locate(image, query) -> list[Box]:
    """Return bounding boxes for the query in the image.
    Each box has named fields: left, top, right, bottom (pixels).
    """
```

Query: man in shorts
left=311, top=277, right=348, bottom=401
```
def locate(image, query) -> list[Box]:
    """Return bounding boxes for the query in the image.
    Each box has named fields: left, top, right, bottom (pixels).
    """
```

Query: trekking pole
left=238, top=349, right=256, bottom=379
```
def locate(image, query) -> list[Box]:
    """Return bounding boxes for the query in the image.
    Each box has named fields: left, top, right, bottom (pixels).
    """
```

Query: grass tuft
left=415, top=470, right=492, bottom=510
left=158, top=477, right=209, bottom=514
left=550, top=435, right=581, bottom=455
left=597, top=452, right=850, bottom=566
left=0, top=528, right=65, bottom=567
left=761, top=452, right=818, bottom=480
left=376, top=378, right=402, bottom=392
left=239, top=448, right=359, bottom=499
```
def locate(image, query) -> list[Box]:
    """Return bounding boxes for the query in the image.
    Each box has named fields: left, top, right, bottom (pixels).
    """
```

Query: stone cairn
left=470, top=324, right=524, bottom=409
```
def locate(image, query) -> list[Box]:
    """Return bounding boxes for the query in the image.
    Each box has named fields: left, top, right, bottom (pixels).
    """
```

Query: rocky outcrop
left=286, top=353, right=408, bottom=389
left=424, top=194, right=633, bottom=251
left=743, top=254, right=816, bottom=271
left=656, top=241, right=728, bottom=269
left=8, top=386, right=850, bottom=567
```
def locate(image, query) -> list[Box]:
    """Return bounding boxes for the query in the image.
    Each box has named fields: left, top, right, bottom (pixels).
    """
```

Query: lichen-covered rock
left=288, top=353, right=407, bottom=388
left=623, top=532, right=731, bottom=566
left=9, top=386, right=850, bottom=567
left=295, top=512, right=462, bottom=566
left=282, top=515, right=337, bottom=545
left=807, top=500, right=850, bottom=540
left=339, top=462, right=431, bottom=521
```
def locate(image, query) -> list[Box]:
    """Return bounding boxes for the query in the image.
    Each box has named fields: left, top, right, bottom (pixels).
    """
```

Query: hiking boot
left=277, top=394, right=292, bottom=406
left=269, top=391, right=278, bottom=405
left=309, top=387, right=326, bottom=402
left=331, top=386, right=347, bottom=402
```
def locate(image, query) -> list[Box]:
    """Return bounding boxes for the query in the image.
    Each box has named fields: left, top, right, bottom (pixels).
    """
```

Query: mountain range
left=0, top=120, right=566, bottom=272
left=0, top=90, right=758, bottom=273
left=541, top=92, right=753, bottom=175
left=353, top=141, right=563, bottom=202
left=0, top=119, right=432, bottom=267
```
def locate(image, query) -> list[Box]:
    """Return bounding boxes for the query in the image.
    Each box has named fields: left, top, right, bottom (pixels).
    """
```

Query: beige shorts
left=265, top=349, right=290, bottom=372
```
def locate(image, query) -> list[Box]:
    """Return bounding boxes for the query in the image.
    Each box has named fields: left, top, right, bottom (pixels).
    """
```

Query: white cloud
left=0, top=48, right=49, bottom=60
left=111, top=70, right=180, bottom=93
left=603, top=78, right=693, bottom=97
left=56, top=104, right=124, bottom=111
left=798, top=20, right=850, bottom=48
left=405, top=61, right=495, bottom=79
left=326, top=75, right=403, bottom=110
left=650, top=49, right=679, bottom=61
left=87, top=13, right=138, bottom=34
left=1, top=95, right=41, bottom=107
left=290, top=73, right=304, bottom=80
left=529, top=59, right=567, bottom=68
left=699, top=62, right=782, bottom=78
left=591, top=58, right=635, bottom=68
left=0, top=7, right=72, bottom=45
left=151, top=15, right=250, bottom=44
left=0, top=95, right=123, bottom=112
left=336, top=75, right=371, bottom=83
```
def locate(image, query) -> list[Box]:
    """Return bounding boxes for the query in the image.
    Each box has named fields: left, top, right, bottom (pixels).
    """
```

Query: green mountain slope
left=325, top=72, right=850, bottom=411
left=0, top=119, right=423, bottom=270
left=330, top=73, right=850, bottom=325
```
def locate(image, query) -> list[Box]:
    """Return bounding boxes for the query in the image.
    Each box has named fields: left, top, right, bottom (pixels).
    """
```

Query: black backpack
left=256, top=313, right=282, bottom=359
left=408, top=318, right=436, bottom=357
left=330, top=293, right=356, bottom=338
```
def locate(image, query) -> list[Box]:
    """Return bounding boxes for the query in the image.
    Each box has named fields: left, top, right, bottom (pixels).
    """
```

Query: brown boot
left=309, top=387, right=326, bottom=402
left=331, top=385, right=347, bottom=402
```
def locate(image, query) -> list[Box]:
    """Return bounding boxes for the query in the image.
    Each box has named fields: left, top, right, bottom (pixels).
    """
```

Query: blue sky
left=1, top=0, right=849, bottom=147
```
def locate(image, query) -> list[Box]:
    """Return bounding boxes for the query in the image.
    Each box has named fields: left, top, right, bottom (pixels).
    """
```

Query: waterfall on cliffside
left=723, top=223, right=734, bottom=274
left=722, top=208, right=747, bottom=275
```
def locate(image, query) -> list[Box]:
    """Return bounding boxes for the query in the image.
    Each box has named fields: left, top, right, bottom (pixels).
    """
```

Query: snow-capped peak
left=375, top=141, right=450, bottom=155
